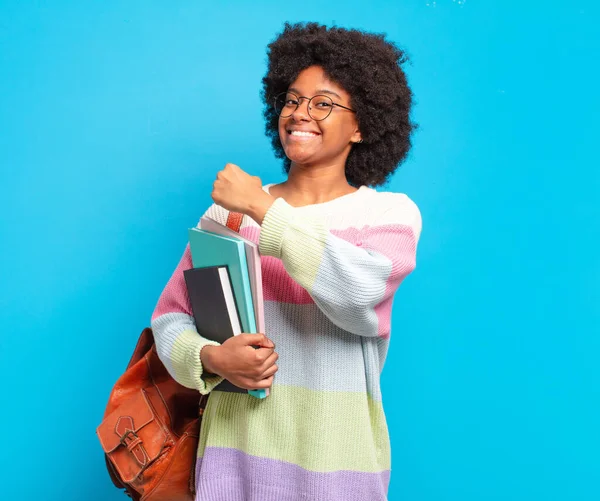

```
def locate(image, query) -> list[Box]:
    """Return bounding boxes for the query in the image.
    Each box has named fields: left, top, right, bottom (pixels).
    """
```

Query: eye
left=286, top=99, right=299, bottom=106
left=311, top=96, right=334, bottom=109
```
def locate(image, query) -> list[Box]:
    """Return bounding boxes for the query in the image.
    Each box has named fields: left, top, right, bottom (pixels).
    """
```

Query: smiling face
left=278, top=65, right=362, bottom=170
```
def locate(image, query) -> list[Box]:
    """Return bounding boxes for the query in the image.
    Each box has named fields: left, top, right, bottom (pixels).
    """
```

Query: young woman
left=152, top=22, right=422, bottom=501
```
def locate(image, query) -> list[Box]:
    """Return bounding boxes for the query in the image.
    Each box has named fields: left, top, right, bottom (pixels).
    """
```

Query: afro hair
left=261, top=22, right=416, bottom=187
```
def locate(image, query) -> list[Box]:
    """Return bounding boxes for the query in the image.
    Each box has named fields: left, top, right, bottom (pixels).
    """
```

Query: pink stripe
left=348, top=224, right=416, bottom=337
left=238, top=226, right=260, bottom=244
left=261, top=256, right=314, bottom=304
left=151, top=245, right=193, bottom=320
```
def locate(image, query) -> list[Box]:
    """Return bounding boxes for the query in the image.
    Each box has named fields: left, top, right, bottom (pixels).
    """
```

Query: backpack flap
left=97, top=388, right=168, bottom=483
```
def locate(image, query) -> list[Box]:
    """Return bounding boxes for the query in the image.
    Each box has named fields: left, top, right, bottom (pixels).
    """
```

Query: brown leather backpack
left=97, top=212, right=243, bottom=501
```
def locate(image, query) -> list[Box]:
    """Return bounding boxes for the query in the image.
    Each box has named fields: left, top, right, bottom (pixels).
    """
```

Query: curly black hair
left=261, top=22, right=416, bottom=187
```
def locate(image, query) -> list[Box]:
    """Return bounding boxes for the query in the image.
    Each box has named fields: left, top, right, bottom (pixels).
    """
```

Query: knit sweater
left=151, top=184, right=421, bottom=501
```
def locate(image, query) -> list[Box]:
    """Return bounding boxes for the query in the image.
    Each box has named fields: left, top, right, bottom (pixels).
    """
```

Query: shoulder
left=361, top=188, right=422, bottom=240
left=198, top=203, right=229, bottom=226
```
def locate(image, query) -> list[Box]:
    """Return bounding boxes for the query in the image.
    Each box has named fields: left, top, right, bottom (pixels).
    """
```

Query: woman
left=151, top=22, right=421, bottom=501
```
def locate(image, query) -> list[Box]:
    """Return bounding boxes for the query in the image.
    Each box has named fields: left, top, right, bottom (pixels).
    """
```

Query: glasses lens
left=274, top=92, right=298, bottom=117
left=308, top=95, right=333, bottom=121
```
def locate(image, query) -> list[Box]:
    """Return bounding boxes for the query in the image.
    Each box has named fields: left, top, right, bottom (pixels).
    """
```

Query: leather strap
left=115, top=416, right=148, bottom=467
left=226, top=211, right=244, bottom=232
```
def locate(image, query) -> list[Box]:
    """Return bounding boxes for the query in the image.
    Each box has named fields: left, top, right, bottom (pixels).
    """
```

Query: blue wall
left=1, top=1, right=598, bottom=500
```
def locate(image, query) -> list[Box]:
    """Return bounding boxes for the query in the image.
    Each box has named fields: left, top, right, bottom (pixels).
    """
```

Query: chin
left=282, top=145, right=314, bottom=165
left=284, top=152, right=318, bottom=167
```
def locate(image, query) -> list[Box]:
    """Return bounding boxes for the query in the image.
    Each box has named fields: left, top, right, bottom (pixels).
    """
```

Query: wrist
left=248, top=192, right=276, bottom=226
left=200, top=345, right=222, bottom=376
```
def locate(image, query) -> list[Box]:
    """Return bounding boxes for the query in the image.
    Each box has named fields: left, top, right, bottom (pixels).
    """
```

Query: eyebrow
left=288, top=87, right=343, bottom=100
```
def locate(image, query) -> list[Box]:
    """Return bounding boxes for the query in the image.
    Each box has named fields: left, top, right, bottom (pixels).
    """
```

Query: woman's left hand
left=212, top=163, right=275, bottom=224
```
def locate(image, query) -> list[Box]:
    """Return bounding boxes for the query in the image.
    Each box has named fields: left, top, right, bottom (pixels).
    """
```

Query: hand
left=211, top=163, right=275, bottom=224
left=201, top=333, right=279, bottom=390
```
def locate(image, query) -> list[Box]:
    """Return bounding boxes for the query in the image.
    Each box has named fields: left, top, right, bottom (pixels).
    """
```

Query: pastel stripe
left=261, top=255, right=314, bottom=304
left=262, top=301, right=384, bottom=400
left=195, top=448, right=390, bottom=501
left=311, top=236, right=391, bottom=336
left=197, top=385, right=390, bottom=472
left=360, top=224, right=417, bottom=337
left=259, top=197, right=329, bottom=291
left=151, top=245, right=193, bottom=320
left=151, top=313, right=223, bottom=393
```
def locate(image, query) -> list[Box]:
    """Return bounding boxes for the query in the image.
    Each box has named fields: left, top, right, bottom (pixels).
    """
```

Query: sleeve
left=258, top=195, right=421, bottom=337
left=150, top=204, right=227, bottom=394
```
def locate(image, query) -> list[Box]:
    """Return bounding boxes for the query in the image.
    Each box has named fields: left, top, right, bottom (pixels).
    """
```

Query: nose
left=290, top=97, right=312, bottom=121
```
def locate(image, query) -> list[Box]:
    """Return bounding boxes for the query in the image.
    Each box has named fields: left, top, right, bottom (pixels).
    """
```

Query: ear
left=351, top=129, right=363, bottom=144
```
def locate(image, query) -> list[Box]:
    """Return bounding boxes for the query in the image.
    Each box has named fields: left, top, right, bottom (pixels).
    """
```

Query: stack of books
left=184, top=216, right=267, bottom=399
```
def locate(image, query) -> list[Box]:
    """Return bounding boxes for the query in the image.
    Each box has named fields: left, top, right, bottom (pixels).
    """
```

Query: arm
left=151, top=243, right=225, bottom=394
left=258, top=195, right=421, bottom=337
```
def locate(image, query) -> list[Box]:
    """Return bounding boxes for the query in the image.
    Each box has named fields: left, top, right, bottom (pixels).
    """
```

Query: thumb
left=240, top=333, right=274, bottom=348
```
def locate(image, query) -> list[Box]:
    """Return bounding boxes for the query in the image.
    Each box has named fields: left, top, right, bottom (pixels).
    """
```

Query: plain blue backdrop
left=1, top=1, right=598, bottom=500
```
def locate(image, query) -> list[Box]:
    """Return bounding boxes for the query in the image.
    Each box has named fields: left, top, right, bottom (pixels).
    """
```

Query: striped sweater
left=151, top=184, right=422, bottom=501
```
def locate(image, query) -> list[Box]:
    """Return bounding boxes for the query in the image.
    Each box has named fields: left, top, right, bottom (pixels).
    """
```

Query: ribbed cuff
left=259, top=198, right=295, bottom=259
left=190, top=337, right=224, bottom=395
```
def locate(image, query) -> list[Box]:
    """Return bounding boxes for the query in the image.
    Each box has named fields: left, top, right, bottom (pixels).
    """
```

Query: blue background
left=1, top=1, right=598, bottom=500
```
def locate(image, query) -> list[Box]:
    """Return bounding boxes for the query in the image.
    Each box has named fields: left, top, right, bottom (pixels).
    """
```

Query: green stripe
left=171, top=329, right=222, bottom=393
left=197, top=385, right=390, bottom=473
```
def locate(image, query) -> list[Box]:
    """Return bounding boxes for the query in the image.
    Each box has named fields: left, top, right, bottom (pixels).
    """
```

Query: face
left=277, top=65, right=362, bottom=169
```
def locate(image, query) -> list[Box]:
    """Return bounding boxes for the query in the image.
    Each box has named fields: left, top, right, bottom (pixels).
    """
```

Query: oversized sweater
left=151, top=184, right=422, bottom=501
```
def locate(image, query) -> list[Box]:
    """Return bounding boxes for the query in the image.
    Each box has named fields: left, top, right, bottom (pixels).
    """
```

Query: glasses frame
left=274, top=91, right=356, bottom=121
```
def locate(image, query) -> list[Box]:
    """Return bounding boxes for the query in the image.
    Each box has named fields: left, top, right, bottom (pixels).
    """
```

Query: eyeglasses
left=273, top=91, right=356, bottom=121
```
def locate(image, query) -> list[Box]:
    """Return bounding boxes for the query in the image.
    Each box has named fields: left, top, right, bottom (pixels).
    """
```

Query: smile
left=288, top=130, right=320, bottom=138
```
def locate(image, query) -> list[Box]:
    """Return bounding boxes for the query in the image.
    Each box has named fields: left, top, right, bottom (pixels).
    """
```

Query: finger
left=258, top=351, right=279, bottom=372
left=240, top=333, right=274, bottom=348
left=260, top=364, right=278, bottom=379
left=251, top=375, right=274, bottom=389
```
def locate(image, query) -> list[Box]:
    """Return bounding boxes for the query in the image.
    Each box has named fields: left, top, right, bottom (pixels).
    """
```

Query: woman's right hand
left=201, top=333, right=278, bottom=390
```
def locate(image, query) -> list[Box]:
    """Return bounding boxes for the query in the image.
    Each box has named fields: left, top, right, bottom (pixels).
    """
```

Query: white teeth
left=290, top=131, right=318, bottom=137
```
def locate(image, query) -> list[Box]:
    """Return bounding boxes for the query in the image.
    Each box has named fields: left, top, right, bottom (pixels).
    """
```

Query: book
left=187, top=227, right=267, bottom=399
left=183, top=266, right=242, bottom=343
left=183, top=266, right=248, bottom=394
left=199, top=216, right=265, bottom=334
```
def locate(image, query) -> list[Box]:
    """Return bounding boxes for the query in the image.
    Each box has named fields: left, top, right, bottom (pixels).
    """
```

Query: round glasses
left=273, top=92, right=355, bottom=121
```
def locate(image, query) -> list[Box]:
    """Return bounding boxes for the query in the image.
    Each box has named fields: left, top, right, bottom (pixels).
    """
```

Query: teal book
left=188, top=227, right=266, bottom=399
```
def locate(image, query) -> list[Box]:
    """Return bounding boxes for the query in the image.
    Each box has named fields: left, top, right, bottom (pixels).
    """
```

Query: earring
left=356, top=139, right=363, bottom=144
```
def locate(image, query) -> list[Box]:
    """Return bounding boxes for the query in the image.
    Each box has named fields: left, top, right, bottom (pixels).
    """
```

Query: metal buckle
left=119, top=429, right=138, bottom=445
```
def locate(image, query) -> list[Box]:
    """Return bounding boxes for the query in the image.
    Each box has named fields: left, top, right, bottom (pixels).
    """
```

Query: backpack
left=96, top=212, right=243, bottom=500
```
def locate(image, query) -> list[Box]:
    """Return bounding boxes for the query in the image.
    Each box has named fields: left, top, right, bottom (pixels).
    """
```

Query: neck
left=277, top=162, right=357, bottom=206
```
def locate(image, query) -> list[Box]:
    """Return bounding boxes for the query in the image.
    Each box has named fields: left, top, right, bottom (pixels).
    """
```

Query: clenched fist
left=201, top=333, right=279, bottom=390
left=211, top=163, right=275, bottom=225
